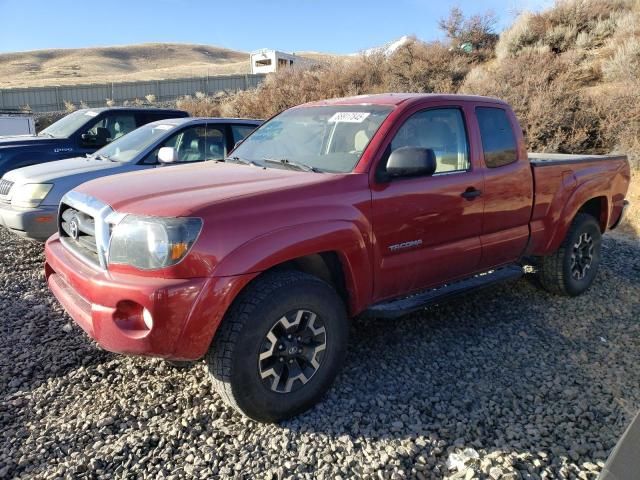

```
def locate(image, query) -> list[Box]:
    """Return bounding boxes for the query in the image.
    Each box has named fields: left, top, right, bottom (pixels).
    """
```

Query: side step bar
left=364, top=265, right=524, bottom=319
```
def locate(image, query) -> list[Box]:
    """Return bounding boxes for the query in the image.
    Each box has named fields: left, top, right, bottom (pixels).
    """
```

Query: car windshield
left=231, top=105, right=393, bottom=173
left=39, top=110, right=100, bottom=138
left=92, top=123, right=176, bottom=163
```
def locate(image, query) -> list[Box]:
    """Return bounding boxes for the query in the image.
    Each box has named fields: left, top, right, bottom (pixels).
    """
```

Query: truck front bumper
left=0, top=202, right=57, bottom=241
left=44, top=234, right=254, bottom=360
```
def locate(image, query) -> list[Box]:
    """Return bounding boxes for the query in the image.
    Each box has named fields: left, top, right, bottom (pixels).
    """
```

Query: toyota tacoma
left=44, top=94, right=631, bottom=422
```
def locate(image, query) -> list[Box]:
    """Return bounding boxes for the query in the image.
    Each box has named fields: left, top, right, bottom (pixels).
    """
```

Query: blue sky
left=0, top=0, right=551, bottom=54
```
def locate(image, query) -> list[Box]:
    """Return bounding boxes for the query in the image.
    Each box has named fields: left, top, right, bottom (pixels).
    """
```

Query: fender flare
left=544, top=180, right=609, bottom=253
left=213, top=220, right=372, bottom=314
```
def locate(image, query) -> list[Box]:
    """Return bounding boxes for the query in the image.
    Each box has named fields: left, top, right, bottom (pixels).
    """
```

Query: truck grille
left=59, top=205, right=99, bottom=264
left=58, top=191, right=114, bottom=269
left=0, top=179, right=14, bottom=196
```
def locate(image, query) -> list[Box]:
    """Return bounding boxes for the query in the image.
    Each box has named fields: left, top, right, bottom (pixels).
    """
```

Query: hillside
left=0, top=43, right=251, bottom=88
left=0, top=43, right=341, bottom=88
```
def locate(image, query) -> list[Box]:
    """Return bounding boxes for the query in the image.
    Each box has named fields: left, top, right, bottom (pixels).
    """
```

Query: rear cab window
left=476, top=107, right=518, bottom=168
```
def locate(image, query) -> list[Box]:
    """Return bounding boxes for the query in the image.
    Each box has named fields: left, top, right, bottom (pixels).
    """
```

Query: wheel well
left=266, top=252, right=349, bottom=306
left=577, top=197, right=607, bottom=232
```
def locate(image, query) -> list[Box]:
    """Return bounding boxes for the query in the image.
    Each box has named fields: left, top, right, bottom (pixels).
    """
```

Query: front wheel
left=537, top=213, right=602, bottom=296
left=206, top=270, right=348, bottom=422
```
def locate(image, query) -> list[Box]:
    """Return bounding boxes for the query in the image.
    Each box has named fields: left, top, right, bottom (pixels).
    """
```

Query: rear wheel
left=538, top=213, right=602, bottom=296
left=206, top=270, right=348, bottom=422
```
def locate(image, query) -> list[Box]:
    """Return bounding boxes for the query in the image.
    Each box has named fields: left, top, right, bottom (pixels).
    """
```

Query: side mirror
left=81, top=127, right=110, bottom=147
left=81, top=133, right=103, bottom=147
left=385, top=147, right=437, bottom=178
left=158, top=147, right=178, bottom=164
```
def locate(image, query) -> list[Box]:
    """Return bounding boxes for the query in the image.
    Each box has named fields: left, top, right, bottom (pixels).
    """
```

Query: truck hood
left=75, top=161, right=332, bottom=216
left=4, top=156, right=124, bottom=184
left=0, top=135, right=58, bottom=148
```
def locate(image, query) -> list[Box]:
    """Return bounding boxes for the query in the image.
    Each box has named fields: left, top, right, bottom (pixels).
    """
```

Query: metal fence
left=0, top=74, right=266, bottom=113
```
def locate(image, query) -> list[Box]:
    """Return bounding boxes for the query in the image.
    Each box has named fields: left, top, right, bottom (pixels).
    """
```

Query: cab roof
left=301, top=93, right=509, bottom=108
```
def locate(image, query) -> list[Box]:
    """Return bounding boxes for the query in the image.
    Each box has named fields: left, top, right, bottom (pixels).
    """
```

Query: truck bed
left=527, top=151, right=630, bottom=257
left=529, top=152, right=627, bottom=166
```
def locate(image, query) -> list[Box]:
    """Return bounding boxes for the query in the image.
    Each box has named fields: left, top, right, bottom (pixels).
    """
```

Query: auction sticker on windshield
left=85, top=111, right=99, bottom=117
left=328, top=112, right=370, bottom=123
left=154, top=125, right=174, bottom=131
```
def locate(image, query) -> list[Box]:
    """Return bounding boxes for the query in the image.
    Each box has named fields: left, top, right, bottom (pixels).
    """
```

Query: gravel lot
left=1, top=228, right=639, bottom=479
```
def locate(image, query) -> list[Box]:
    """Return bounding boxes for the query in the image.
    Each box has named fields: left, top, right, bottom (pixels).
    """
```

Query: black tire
left=206, top=270, right=348, bottom=422
left=538, top=213, right=602, bottom=296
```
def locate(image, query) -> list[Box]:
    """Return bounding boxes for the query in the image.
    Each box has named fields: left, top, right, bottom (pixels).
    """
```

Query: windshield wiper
left=38, top=131, right=55, bottom=138
left=93, top=154, right=114, bottom=162
left=263, top=158, right=323, bottom=173
left=224, top=156, right=261, bottom=167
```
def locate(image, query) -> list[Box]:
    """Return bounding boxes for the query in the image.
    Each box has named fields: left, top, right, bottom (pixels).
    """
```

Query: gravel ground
left=1, top=228, right=639, bottom=480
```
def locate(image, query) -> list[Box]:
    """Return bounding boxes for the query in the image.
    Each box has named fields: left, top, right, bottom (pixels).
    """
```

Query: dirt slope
left=0, top=43, right=251, bottom=88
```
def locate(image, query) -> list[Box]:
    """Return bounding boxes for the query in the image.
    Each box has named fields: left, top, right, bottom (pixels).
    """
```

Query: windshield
left=231, top=105, right=393, bottom=173
left=93, top=123, right=175, bottom=162
left=40, top=110, right=100, bottom=138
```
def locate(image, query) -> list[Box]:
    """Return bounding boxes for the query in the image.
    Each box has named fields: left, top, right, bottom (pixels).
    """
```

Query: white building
left=250, top=49, right=315, bottom=74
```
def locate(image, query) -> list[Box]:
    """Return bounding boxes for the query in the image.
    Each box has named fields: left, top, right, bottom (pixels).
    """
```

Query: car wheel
left=538, top=213, right=602, bottom=296
left=206, top=270, right=348, bottom=422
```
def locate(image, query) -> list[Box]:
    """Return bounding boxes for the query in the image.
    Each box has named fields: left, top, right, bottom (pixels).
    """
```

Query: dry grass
left=0, top=43, right=251, bottom=88
left=0, top=43, right=337, bottom=88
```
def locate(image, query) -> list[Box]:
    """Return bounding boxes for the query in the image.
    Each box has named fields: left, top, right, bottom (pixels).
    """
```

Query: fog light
left=143, top=308, right=153, bottom=330
left=113, top=300, right=152, bottom=334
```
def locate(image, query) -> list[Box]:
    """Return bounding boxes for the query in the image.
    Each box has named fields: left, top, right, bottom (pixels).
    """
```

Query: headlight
left=11, top=183, right=53, bottom=207
left=108, top=215, right=202, bottom=270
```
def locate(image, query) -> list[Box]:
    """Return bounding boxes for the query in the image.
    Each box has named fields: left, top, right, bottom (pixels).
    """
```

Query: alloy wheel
left=258, top=309, right=327, bottom=393
left=570, top=232, right=594, bottom=280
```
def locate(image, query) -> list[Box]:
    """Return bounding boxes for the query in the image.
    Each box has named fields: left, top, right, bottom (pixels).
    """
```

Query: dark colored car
left=0, top=107, right=188, bottom=177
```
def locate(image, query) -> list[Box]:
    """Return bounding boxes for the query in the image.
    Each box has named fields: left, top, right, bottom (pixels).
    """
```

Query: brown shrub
left=438, top=6, right=498, bottom=60
left=219, top=38, right=480, bottom=119
left=176, top=94, right=223, bottom=117
left=496, top=0, right=636, bottom=59
left=383, top=41, right=470, bottom=93
left=461, top=50, right=604, bottom=153
left=592, top=83, right=640, bottom=169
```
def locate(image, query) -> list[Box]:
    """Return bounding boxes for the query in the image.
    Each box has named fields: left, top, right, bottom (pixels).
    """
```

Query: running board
left=364, top=265, right=524, bottom=319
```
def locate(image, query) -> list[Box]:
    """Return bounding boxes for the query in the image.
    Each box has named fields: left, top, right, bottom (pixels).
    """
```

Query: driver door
left=370, top=105, right=485, bottom=301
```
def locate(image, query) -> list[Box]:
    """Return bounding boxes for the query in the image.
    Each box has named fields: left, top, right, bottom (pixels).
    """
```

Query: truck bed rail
left=529, top=152, right=627, bottom=166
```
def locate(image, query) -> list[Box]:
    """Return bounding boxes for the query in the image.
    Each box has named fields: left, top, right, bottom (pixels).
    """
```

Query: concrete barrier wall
left=0, top=74, right=266, bottom=112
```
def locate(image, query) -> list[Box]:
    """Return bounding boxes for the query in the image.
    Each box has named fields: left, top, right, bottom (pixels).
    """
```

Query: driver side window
left=388, top=108, right=470, bottom=174
left=84, top=113, right=137, bottom=146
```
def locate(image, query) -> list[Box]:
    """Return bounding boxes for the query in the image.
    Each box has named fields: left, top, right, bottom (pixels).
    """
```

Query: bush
left=461, top=50, right=603, bottom=153
left=496, top=0, right=636, bottom=59
left=602, top=37, right=640, bottom=82
left=438, top=7, right=498, bottom=59
left=63, top=100, right=76, bottom=113
left=176, top=94, right=223, bottom=117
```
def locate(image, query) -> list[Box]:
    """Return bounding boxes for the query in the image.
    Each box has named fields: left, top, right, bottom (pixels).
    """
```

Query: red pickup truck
left=45, top=94, right=631, bottom=422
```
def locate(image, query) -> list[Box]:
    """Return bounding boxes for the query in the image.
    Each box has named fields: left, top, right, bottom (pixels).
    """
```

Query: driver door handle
left=461, top=187, right=482, bottom=200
